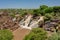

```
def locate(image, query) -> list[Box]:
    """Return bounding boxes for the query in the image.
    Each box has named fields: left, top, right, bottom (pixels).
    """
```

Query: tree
left=44, top=7, right=53, bottom=13
left=39, top=5, right=48, bottom=16
left=53, top=6, right=60, bottom=13
left=24, top=28, right=47, bottom=40
left=40, top=5, right=48, bottom=10
left=33, top=9, right=40, bottom=16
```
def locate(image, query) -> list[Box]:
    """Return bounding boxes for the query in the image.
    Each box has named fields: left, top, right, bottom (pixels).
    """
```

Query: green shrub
left=47, top=33, right=58, bottom=40
left=24, top=28, right=47, bottom=40
left=57, top=31, right=60, bottom=40
left=47, top=32, right=60, bottom=40
left=9, top=13, right=15, bottom=18
left=0, top=29, right=13, bottom=40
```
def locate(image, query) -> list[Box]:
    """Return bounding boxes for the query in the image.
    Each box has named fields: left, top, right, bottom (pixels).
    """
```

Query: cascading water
left=19, top=15, right=32, bottom=30
left=19, top=15, right=44, bottom=30
left=29, top=16, right=44, bottom=28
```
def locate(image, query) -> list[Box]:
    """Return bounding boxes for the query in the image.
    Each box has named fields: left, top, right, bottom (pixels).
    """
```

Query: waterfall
left=19, top=15, right=44, bottom=30
left=29, top=16, right=44, bottom=28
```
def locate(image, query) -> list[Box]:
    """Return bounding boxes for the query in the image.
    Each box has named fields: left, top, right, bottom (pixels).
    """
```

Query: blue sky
left=0, top=0, right=60, bottom=9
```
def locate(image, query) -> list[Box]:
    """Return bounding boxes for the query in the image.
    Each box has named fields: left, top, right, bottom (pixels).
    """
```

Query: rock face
left=43, top=21, right=56, bottom=31
left=0, top=12, right=20, bottom=31
left=43, top=19, right=60, bottom=32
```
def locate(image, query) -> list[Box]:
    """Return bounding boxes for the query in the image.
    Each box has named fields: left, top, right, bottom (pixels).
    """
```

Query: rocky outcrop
left=0, top=12, right=20, bottom=31
left=43, top=19, right=60, bottom=32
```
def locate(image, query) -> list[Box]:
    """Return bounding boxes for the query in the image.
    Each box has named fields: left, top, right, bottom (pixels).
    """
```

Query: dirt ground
left=13, top=27, right=30, bottom=40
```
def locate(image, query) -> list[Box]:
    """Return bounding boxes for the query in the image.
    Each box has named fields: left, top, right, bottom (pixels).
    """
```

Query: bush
left=24, top=28, right=47, bottom=40
left=0, top=29, right=13, bottom=40
left=47, top=33, right=58, bottom=40
left=47, top=31, right=60, bottom=40
left=58, top=30, right=60, bottom=40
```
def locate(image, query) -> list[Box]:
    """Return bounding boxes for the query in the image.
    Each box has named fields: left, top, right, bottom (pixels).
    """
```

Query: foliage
left=0, top=29, right=13, bottom=40
left=53, top=6, right=60, bottom=13
left=57, top=30, right=60, bottom=40
left=47, top=31, right=60, bottom=40
left=33, top=9, right=40, bottom=16
left=44, top=13, right=54, bottom=21
left=24, top=28, right=47, bottom=40
left=40, top=5, right=48, bottom=10
left=44, top=7, right=53, bottom=13
left=0, top=5, right=60, bottom=21
left=9, top=13, right=15, bottom=17
left=47, top=33, right=58, bottom=40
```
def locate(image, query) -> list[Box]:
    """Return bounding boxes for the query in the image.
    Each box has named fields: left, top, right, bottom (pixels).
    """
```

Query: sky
left=0, top=0, right=60, bottom=9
